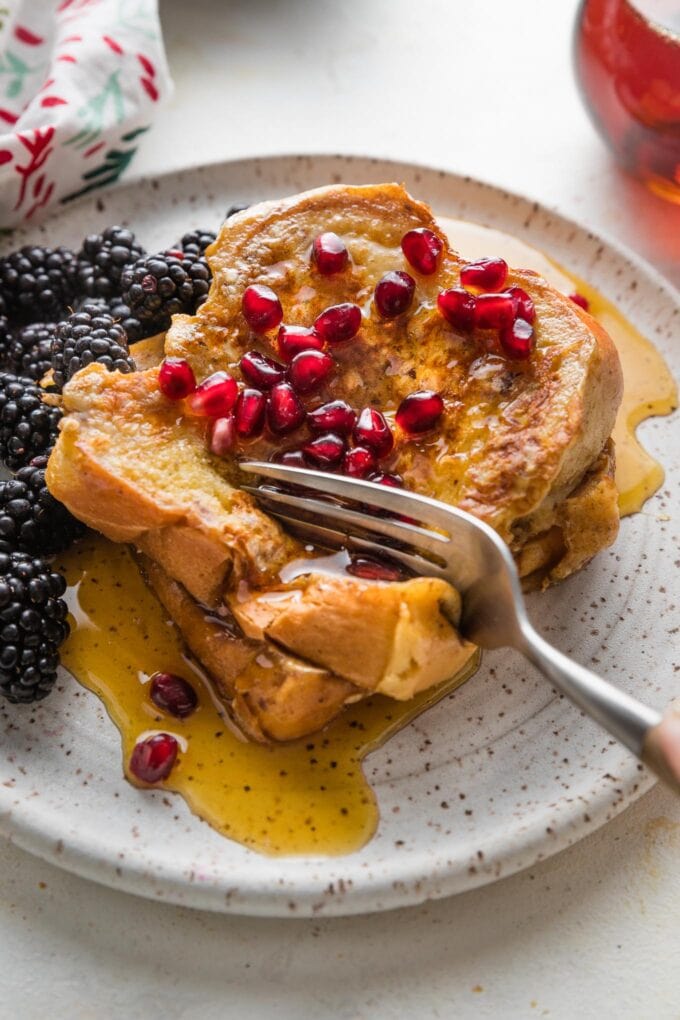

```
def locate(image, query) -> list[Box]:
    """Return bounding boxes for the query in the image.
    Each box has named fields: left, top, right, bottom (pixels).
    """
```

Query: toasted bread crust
left=139, top=555, right=361, bottom=742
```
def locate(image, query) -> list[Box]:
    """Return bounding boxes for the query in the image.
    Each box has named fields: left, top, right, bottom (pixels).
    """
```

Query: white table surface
left=3, top=1, right=680, bottom=1016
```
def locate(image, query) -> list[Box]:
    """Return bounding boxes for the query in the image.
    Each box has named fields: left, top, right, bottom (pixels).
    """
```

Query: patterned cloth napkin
left=0, top=0, right=172, bottom=228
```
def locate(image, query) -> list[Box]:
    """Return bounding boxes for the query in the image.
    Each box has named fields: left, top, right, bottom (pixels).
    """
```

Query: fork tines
left=240, top=461, right=452, bottom=577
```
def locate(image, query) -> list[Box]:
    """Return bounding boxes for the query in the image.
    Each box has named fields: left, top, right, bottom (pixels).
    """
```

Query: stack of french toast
left=46, top=183, right=623, bottom=741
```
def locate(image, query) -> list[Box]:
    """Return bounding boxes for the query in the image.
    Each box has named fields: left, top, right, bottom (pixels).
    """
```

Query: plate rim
left=0, top=152, right=677, bottom=917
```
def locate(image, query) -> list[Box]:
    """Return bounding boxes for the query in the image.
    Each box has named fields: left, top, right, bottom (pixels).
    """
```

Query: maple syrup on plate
left=55, top=218, right=677, bottom=856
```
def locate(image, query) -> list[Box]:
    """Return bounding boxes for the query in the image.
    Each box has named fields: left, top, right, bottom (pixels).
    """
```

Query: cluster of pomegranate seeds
left=312, top=232, right=349, bottom=275
left=314, top=303, right=361, bottom=344
left=187, top=370, right=238, bottom=417
left=433, top=250, right=538, bottom=360
left=277, top=323, right=324, bottom=361
left=288, top=349, right=334, bottom=394
left=150, top=672, right=198, bottom=719
left=374, top=270, right=415, bottom=318
left=401, top=228, right=443, bottom=275
left=158, top=246, right=451, bottom=479
left=239, top=349, right=286, bottom=389
left=242, top=284, right=283, bottom=332
left=235, top=388, right=267, bottom=437
left=267, top=381, right=306, bottom=434
left=129, top=733, right=179, bottom=784
left=395, top=390, right=444, bottom=435
left=569, top=291, right=590, bottom=311
left=159, top=357, right=197, bottom=400
left=353, top=407, right=394, bottom=458
left=460, top=256, right=508, bottom=291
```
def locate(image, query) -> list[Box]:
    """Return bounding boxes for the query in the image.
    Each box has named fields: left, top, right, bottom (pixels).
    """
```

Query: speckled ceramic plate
left=0, top=155, right=677, bottom=917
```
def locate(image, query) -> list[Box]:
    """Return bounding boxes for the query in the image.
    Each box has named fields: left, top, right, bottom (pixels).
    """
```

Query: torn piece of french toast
left=46, top=182, right=623, bottom=742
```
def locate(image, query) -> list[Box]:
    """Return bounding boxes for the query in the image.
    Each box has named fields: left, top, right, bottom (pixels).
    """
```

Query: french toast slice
left=47, top=183, right=623, bottom=741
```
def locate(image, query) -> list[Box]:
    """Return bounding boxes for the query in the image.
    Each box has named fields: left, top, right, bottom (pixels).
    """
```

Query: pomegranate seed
left=500, top=317, right=534, bottom=360
left=374, top=271, right=415, bottom=318
left=187, top=371, right=238, bottom=417
left=401, top=228, right=443, bottom=275
left=369, top=472, right=417, bottom=524
left=312, top=232, right=349, bottom=275
left=288, top=349, right=334, bottom=394
left=371, top=471, right=404, bottom=487
left=346, top=555, right=409, bottom=582
left=235, top=387, right=266, bottom=438
left=272, top=448, right=308, bottom=467
left=569, top=291, right=590, bottom=311
left=473, top=293, right=517, bottom=330
left=307, top=400, right=356, bottom=435
left=353, top=407, right=394, bottom=458
left=277, top=324, right=324, bottom=362
left=505, top=285, right=535, bottom=323
left=158, top=358, right=196, bottom=400
left=437, top=288, right=476, bottom=331
left=314, top=303, right=362, bottom=344
left=129, top=733, right=178, bottom=784
left=150, top=672, right=198, bottom=719
left=395, top=390, right=444, bottom=435
left=342, top=445, right=377, bottom=478
left=460, top=256, right=508, bottom=291
left=239, top=350, right=286, bottom=389
left=302, top=432, right=346, bottom=467
left=209, top=415, right=236, bottom=456
left=242, top=284, right=283, bottom=332
left=267, top=382, right=306, bottom=434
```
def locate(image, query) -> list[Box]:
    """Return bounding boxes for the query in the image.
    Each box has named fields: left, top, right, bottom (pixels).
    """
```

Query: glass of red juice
left=574, top=0, right=680, bottom=203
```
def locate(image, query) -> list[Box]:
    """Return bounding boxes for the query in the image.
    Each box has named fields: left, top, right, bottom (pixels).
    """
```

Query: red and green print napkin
left=0, top=0, right=172, bottom=226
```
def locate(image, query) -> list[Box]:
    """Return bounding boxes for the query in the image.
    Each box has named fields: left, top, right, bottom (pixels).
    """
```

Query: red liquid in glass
left=574, top=0, right=680, bottom=202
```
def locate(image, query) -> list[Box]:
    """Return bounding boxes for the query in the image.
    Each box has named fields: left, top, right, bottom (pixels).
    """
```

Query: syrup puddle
left=58, top=537, right=478, bottom=855
left=56, top=218, right=676, bottom=857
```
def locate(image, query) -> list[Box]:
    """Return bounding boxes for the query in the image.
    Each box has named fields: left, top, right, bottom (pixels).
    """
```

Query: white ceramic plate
left=0, top=155, right=677, bottom=917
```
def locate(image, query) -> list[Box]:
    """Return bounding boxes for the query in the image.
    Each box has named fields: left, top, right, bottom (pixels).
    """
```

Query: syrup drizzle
left=56, top=219, right=676, bottom=857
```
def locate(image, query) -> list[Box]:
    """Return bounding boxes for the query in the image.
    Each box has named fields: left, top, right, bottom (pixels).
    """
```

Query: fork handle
left=641, top=712, right=680, bottom=793
left=518, top=621, right=680, bottom=795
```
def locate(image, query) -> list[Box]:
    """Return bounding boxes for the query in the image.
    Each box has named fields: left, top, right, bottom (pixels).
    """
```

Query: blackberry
left=52, top=304, right=135, bottom=390
left=107, top=297, right=156, bottom=343
left=0, top=373, right=61, bottom=470
left=8, top=322, right=56, bottom=383
left=0, top=245, right=77, bottom=325
left=0, top=549, right=69, bottom=704
left=76, top=225, right=145, bottom=299
left=120, top=250, right=210, bottom=326
left=178, top=228, right=216, bottom=256
left=0, top=456, right=84, bottom=555
left=226, top=203, right=250, bottom=218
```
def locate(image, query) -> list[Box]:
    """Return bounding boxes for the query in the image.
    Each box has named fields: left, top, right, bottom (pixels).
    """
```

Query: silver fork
left=241, top=461, right=680, bottom=794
